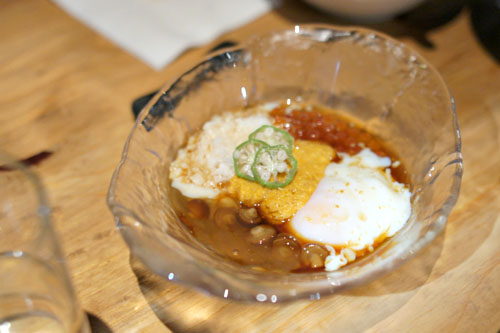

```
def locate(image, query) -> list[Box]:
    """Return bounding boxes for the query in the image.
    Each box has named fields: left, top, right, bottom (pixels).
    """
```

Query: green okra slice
left=251, top=145, right=298, bottom=188
left=233, top=139, right=269, bottom=181
left=249, top=125, right=293, bottom=152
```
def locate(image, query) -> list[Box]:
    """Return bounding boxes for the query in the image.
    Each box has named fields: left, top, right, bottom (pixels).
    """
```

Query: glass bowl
left=107, top=24, right=462, bottom=303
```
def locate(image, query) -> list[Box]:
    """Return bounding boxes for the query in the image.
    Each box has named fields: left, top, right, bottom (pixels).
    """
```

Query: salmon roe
left=271, top=105, right=386, bottom=156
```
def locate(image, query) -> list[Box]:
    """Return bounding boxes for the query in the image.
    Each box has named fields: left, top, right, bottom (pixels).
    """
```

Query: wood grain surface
left=1, top=0, right=499, bottom=332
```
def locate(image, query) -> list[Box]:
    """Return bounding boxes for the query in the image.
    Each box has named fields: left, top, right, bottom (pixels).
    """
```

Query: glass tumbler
left=0, top=152, right=89, bottom=332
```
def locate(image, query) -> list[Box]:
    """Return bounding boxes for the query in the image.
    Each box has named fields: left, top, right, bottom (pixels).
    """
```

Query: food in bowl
left=108, top=24, right=461, bottom=302
left=169, top=101, right=411, bottom=273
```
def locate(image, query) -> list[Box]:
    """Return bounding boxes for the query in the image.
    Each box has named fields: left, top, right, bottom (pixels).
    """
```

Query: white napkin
left=53, top=0, right=273, bottom=70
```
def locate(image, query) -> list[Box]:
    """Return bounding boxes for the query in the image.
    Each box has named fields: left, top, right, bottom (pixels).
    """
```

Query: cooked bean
left=272, top=234, right=300, bottom=258
left=247, top=225, right=276, bottom=245
left=214, top=207, right=237, bottom=229
left=238, top=207, right=262, bottom=225
left=218, top=196, right=239, bottom=209
left=301, top=244, right=329, bottom=268
left=273, top=233, right=299, bottom=247
left=186, top=199, right=209, bottom=219
left=271, top=234, right=301, bottom=270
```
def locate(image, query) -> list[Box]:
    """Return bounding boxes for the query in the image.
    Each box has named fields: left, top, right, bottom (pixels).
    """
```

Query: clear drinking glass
left=108, top=25, right=462, bottom=302
left=0, top=152, right=89, bottom=332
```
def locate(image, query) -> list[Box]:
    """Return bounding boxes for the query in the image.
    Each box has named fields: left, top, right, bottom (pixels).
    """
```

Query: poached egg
left=290, top=148, right=411, bottom=271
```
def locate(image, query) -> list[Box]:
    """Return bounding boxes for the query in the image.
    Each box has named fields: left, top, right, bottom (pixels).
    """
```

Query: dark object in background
left=0, top=151, right=53, bottom=172
left=395, top=0, right=468, bottom=48
left=208, top=40, right=237, bottom=53
left=87, top=312, right=112, bottom=333
left=131, top=40, right=237, bottom=119
left=470, top=0, right=500, bottom=63
left=132, top=90, right=158, bottom=118
left=406, top=0, right=500, bottom=62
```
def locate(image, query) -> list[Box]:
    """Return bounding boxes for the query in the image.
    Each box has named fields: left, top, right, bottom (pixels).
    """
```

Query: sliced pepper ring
left=233, top=139, right=270, bottom=181
left=251, top=145, right=298, bottom=189
left=249, top=125, right=293, bottom=152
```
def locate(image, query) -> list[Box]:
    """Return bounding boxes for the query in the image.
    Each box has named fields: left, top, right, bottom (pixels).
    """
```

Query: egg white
left=290, top=148, right=411, bottom=270
left=169, top=109, right=272, bottom=198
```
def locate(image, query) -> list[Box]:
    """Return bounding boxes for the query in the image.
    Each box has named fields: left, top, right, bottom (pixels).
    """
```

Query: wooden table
left=1, top=1, right=499, bottom=331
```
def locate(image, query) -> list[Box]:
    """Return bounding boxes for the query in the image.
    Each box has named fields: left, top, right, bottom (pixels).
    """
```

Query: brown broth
left=170, top=103, right=411, bottom=273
